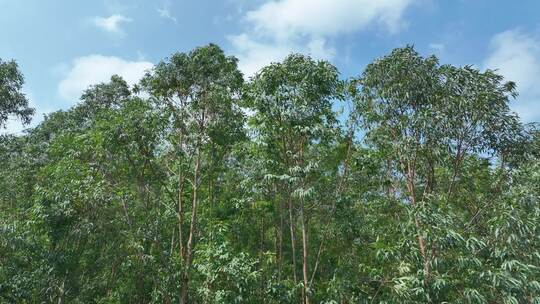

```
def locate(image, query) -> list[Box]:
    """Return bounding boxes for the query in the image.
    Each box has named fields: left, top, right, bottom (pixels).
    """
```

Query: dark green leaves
left=0, top=59, right=34, bottom=128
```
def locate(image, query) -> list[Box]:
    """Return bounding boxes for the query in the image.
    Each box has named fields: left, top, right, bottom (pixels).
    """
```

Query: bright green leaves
left=1, top=44, right=539, bottom=304
left=143, top=44, right=243, bottom=101
left=141, top=44, right=247, bottom=304
left=349, top=46, right=538, bottom=303
left=76, top=74, right=132, bottom=121
left=195, top=224, right=261, bottom=304
left=244, top=54, right=347, bottom=303
left=143, top=44, right=245, bottom=147
left=246, top=54, right=341, bottom=141
left=357, top=45, right=524, bottom=161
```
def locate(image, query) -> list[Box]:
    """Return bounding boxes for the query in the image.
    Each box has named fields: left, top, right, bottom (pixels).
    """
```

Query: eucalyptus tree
left=245, top=54, right=343, bottom=304
left=142, top=44, right=245, bottom=304
left=0, top=74, right=172, bottom=303
left=354, top=46, right=527, bottom=302
left=26, top=77, right=163, bottom=303
left=0, top=58, right=34, bottom=128
left=358, top=46, right=522, bottom=200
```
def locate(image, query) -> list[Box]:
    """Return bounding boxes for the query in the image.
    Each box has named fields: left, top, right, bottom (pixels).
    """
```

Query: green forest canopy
left=1, top=44, right=539, bottom=304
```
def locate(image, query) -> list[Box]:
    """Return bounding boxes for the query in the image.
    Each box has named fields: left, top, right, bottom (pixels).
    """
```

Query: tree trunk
left=57, top=280, right=65, bottom=304
left=180, top=146, right=201, bottom=304
left=278, top=198, right=284, bottom=281
left=406, top=163, right=429, bottom=282
left=288, top=195, right=298, bottom=284
left=180, top=274, right=189, bottom=304
left=178, top=172, right=186, bottom=304
left=300, top=201, right=310, bottom=304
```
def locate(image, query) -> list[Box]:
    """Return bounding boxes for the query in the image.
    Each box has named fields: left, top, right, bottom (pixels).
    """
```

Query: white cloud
left=229, top=34, right=335, bottom=77
left=92, top=14, right=132, bottom=34
left=157, top=5, right=178, bottom=24
left=229, top=34, right=292, bottom=78
left=247, top=0, right=412, bottom=40
left=58, top=55, right=153, bottom=102
left=229, top=0, right=414, bottom=77
left=484, top=29, right=540, bottom=122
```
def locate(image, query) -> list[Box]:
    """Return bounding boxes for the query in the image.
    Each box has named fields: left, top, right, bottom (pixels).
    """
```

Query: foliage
left=1, top=45, right=539, bottom=303
left=0, top=58, right=34, bottom=128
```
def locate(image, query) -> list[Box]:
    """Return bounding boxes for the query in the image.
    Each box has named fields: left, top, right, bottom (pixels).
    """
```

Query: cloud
left=92, top=14, right=132, bottom=34
left=229, top=0, right=414, bottom=77
left=157, top=5, right=178, bottom=24
left=229, top=34, right=335, bottom=77
left=58, top=55, right=153, bottom=102
left=484, top=29, right=540, bottom=122
left=247, top=0, right=413, bottom=40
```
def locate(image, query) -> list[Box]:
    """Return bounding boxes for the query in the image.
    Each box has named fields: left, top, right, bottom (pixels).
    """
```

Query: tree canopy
left=1, top=44, right=539, bottom=303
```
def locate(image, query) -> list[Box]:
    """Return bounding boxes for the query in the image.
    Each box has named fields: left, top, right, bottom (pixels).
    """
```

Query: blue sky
left=2, top=0, right=540, bottom=132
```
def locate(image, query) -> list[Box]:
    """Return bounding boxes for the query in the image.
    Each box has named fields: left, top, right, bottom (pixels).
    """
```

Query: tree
left=245, top=53, right=343, bottom=304
left=142, top=43, right=245, bottom=304
left=0, top=59, right=34, bottom=128
left=353, top=46, right=529, bottom=302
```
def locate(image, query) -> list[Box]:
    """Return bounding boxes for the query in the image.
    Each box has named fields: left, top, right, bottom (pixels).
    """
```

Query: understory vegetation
left=1, top=45, right=539, bottom=303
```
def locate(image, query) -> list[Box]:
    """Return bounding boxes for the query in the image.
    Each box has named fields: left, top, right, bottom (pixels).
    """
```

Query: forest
left=1, top=44, right=539, bottom=303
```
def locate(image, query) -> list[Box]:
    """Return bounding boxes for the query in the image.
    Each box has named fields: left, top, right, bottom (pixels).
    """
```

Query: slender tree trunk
left=300, top=200, right=310, bottom=304
left=176, top=131, right=189, bottom=304
left=288, top=194, right=298, bottom=284
left=278, top=198, right=284, bottom=281
left=447, top=151, right=464, bottom=200
left=406, top=164, right=429, bottom=282
left=121, top=200, right=132, bottom=229
left=260, top=215, right=266, bottom=296
left=180, top=276, right=189, bottom=304
left=57, top=280, right=65, bottom=304
left=178, top=172, right=186, bottom=304
left=180, top=146, right=201, bottom=304
left=310, top=133, right=353, bottom=286
left=170, top=227, right=175, bottom=257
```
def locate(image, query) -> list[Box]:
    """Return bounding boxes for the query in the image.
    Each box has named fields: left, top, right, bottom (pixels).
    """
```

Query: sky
left=1, top=0, right=540, bottom=133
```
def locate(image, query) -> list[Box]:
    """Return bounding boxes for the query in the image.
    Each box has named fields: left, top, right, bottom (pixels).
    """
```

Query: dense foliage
left=1, top=44, right=539, bottom=303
